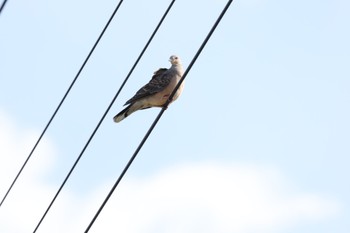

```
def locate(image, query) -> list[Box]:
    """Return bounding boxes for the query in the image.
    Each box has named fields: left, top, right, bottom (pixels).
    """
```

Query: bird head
left=169, top=55, right=181, bottom=65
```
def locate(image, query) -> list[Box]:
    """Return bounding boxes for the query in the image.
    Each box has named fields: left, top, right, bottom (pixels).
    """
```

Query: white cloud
left=0, top=111, right=57, bottom=232
left=89, top=163, right=340, bottom=233
left=0, top=111, right=341, bottom=233
left=0, top=111, right=55, bottom=183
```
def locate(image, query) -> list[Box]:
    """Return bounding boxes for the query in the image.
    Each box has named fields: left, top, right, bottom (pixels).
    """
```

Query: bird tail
left=113, top=104, right=138, bottom=123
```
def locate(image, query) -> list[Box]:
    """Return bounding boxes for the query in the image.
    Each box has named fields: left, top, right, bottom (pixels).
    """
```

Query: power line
left=84, top=0, right=233, bottom=232
left=0, top=0, right=8, bottom=15
left=0, top=0, right=124, bottom=208
left=32, top=1, right=176, bottom=232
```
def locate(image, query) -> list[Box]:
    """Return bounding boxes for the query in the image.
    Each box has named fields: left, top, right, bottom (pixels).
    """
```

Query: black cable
left=0, top=0, right=124, bottom=209
left=84, top=0, right=233, bottom=232
left=31, top=1, right=176, bottom=232
left=0, top=0, right=8, bottom=15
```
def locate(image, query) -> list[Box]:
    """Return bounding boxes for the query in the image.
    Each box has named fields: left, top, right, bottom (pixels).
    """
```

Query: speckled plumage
left=113, top=55, right=184, bottom=123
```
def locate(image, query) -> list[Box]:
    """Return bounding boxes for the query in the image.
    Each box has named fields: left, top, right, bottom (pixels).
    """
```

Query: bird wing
left=124, top=68, right=171, bottom=105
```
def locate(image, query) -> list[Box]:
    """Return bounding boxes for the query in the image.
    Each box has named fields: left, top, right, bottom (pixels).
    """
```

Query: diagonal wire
left=0, top=0, right=8, bottom=15
left=0, top=0, right=124, bottom=208
left=32, top=1, right=176, bottom=232
left=84, top=0, right=233, bottom=232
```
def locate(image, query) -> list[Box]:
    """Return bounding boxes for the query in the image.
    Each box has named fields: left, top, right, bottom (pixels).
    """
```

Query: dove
left=113, top=55, right=184, bottom=123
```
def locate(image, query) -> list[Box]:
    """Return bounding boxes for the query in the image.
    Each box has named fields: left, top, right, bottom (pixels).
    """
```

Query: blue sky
left=0, top=0, right=349, bottom=232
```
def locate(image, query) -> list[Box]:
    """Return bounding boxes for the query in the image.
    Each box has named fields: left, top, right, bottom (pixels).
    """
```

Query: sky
left=0, top=0, right=349, bottom=232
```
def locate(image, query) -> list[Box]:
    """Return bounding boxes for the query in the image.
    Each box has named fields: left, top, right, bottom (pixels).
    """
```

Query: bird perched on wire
left=113, top=55, right=184, bottom=123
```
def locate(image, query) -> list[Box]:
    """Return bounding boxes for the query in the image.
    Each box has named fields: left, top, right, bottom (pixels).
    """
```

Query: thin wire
left=84, top=1, right=233, bottom=232
left=0, top=0, right=124, bottom=209
left=32, top=1, right=176, bottom=232
left=0, top=0, right=8, bottom=15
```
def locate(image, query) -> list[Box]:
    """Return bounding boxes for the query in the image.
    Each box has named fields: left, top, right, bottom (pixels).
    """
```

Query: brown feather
left=124, top=68, right=171, bottom=105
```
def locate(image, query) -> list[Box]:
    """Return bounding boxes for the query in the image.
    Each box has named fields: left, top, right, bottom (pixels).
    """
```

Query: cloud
left=0, top=111, right=341, bottom=233
left=90, top=163, right=340, bottom=233
left=0, top=111, right=57, bottom=232
left=0, top=111, right=55, bottom=182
